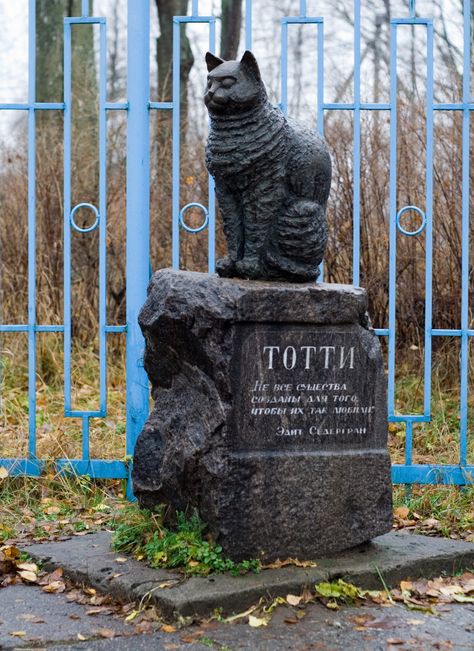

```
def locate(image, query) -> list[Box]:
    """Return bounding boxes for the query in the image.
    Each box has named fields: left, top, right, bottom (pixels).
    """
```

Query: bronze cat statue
left=204, top=50, right=331, bottom=282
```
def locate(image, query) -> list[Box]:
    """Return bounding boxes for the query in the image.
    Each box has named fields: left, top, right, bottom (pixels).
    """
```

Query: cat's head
left=204, top=50, right=267, bottom=115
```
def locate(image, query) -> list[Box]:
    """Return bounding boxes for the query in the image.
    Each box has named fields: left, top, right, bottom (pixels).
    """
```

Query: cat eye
left=220, top=77, right=235, bottom=88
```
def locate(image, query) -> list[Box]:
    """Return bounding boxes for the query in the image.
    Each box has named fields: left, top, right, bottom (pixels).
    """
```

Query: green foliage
left=314, top=579, right=361, bottom=604
left=112, top=505, right=261, bottom=577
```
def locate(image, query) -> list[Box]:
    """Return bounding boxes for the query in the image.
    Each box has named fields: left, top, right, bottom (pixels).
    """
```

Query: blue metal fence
left=0, top=0, right=472, bottom=488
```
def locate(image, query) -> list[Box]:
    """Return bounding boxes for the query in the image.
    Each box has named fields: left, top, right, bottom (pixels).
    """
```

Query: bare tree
left=220, top=0, right=242, bottom=60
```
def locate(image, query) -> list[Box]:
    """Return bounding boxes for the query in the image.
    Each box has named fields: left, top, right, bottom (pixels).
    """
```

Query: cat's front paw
left=235, top=256, right=261, bottom=279
left=216, top=256, right=237, bottom=277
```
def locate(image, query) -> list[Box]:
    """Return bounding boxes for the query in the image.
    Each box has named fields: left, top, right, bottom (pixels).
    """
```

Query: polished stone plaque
left=232, top=324, right=384, bottom=452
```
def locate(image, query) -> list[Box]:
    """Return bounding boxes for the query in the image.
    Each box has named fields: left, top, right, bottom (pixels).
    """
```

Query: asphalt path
left=0, top=582, right=473, bottom=650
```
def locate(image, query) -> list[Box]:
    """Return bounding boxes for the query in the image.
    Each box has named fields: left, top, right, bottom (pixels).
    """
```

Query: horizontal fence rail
left=0, top=0, right=472, bottom=488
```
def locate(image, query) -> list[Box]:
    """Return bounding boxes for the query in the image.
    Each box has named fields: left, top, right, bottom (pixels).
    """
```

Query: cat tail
left=261, top=199, right=327, bottom=282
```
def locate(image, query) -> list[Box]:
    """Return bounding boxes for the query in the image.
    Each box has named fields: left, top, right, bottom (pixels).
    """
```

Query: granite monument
left=132, top=52, right=392, bottom=562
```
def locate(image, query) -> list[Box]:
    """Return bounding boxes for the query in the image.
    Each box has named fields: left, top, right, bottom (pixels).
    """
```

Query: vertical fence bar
left=81, top=0, right=90, bottom=17
left=126, top=0, right=150, bottom=462
left=82, top=416, right=90, bottom=459
left=405, top=421, right=413, bottom=465
left=317, top=22, right=324, bottom=135
left=280, top=22, right=288, bottom=114
left=99, top=22, right=107, bottom=413
left=27, top=0, right=37, bottom=458
left=63, top=21, right=72, bottom=414
left=387, top=22, right=398, bottom=418
left=352, top=0, right=361, bottom=286
left=245, top=0, right=252, bottom=50
left=459, top=0, right=471, bottom=466
left=172, top=19, right=181, bottom=269
left=424, top=22, right=433, bottom=418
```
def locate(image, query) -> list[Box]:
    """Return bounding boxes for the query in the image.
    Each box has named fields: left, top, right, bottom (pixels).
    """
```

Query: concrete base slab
left=23, top=531, right=474, bottom=621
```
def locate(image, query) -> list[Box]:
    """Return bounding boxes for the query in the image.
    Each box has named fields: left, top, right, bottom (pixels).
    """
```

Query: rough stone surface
left=133, top=269, right=392, bottom=561
left=23, top=531, right=474, bottom=622
left=204, top=51, right=331, bottom=282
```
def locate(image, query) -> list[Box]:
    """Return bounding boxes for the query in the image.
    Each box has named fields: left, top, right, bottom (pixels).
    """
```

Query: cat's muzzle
left=205, top=94, right=228, bottom=113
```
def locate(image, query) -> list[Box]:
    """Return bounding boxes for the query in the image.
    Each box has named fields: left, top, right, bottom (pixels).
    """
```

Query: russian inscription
left=232, top=324, right=378, bottom=451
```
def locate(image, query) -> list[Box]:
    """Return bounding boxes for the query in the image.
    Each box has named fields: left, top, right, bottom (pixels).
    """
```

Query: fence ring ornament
left=70, top=203, right=100, bottom=233
left=396, top=205, right=426, bottom=237
left=178, top=202, right=209, bottom=233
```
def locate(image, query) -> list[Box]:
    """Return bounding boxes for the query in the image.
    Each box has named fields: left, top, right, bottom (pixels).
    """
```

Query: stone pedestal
left=132, top=269, right=392, bottom=562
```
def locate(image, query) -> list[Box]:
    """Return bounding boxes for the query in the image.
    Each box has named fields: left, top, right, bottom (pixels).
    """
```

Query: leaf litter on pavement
left=0, top=542, right=179, bottom=642
left=209, top=571, right=474, bottom=631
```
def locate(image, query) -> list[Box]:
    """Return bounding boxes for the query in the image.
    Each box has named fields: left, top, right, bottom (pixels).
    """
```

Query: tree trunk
left=36, top=0, right=98, bottom=199
left=220, top=0, right=242, bottom=60
left=156, top=0, right=194, bottom=127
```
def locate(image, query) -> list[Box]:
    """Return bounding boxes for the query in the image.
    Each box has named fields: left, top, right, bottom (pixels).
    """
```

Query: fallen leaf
left=96, top=628, right=116, bottom=639
left=77, top=634, right=87, bottom=641
left=452, top=594, right=474, bottom=603
left=69, top=614, right=81, bottom=620
left=315, top=579, right=360, bottom=603
left=161, top=624, right=177, bottom=633
left=286, top=593, right=302, bottom=606
left=325, top=600, right=340, bottom=610
left=439, top=585, right=463, bottom=597
left=17, top=562, right=38, bottom=573
left=86, top=607, right=115, bottom=616
left=47, top=567, right=64, bottom=582
left=84, top=587, right=96, bottom=596
left=42, top=580, right=66, bottom=593
left=135, top=620, right=152, bottom=634
left=9, top=631, right=27, bottom=637
left=263, top=558, right=317, bottom=569
left=18, top=614, right=44, bottom=623
left=394, top=506, right=409, bottom=519
left=125, top=610, right=140, bottom=622
left=223, top=605, right=258, bottom=623
left=18, top=570, right=38, bottom=583
left=400, top=581, right=413, bottom=591
left=114, top=557, right=128, bottom=564
left=45, top=506, right=61, bottom=515
left=158, top=580, right=180, bottom=589
left=0, top=467, right=9, bottom=479
left=2, top=546, right=20, bottom=561
left=387, top=639, right=405, bottom=645
left=248, top=615, right=269, bottom=627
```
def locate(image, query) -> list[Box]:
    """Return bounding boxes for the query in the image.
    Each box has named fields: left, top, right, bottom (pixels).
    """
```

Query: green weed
left=112, top=505, right=261, bottom=577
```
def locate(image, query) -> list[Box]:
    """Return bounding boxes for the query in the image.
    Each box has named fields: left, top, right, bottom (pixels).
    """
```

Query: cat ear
left=205, top=52, right=225, bottom=72
left=240, top=50, right=261, bottom=81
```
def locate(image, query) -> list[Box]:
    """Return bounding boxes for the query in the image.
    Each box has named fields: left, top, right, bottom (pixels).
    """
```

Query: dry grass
left=0, top=337, right=126, bottom=461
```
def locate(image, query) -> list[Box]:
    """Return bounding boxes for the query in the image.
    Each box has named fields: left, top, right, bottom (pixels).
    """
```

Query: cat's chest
left=207, top=110, right=287, bottom=178
left=208, top=135, right=286, bottom=179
